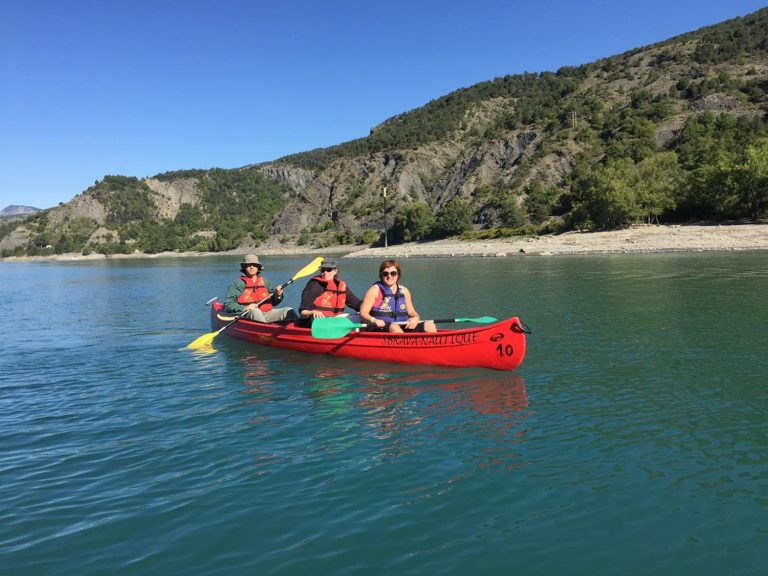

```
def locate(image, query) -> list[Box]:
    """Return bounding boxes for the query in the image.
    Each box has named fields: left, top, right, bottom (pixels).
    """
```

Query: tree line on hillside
left=5, top=108, right=768, bottom=258
left=386, top=112, right=768, bottom=243
left=280, top=8, right=768, bottom=173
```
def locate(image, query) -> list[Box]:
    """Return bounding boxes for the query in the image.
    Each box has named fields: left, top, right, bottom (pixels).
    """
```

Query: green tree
left=576, top=158, right=640, bottom=228
left=734, top=139, right=768, bottom=219
left=634, top=152, right=683, bottom=223
left=434, top=198, right=472, bottom=237
left=498, top=197, right=526, bottom=227
left=681, top=153, right=739, bottom=219
left=524, top=182, right=560, bottom=224
left=606, top=118, right=657, bottom=162
left=389, top=203, right=435, bottom=244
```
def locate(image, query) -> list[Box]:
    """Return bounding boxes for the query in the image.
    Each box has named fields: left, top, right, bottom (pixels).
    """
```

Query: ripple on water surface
left=2, top=255, right=767, bottom=575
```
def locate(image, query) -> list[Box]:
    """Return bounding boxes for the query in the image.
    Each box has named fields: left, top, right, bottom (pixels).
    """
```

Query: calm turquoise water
left=1, top=252, right=767, bottom=575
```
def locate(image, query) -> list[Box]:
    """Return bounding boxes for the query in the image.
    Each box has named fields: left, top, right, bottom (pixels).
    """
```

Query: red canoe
left=209, top=302, right=527, bottom=371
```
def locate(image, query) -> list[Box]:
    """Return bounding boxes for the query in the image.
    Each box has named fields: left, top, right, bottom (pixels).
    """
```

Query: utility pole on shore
left=383, top=186, right=388, bottom=248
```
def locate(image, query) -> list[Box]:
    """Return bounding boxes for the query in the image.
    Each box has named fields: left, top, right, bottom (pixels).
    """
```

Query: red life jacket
left=236, top=275, right=273, bottom=312
left=311, top=276, right=348, bottom=317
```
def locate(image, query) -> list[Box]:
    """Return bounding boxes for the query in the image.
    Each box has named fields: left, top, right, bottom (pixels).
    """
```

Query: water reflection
left=359, top=369, right=531, bottom=473
left=305, top=367, right=358, bottom=418
left=230, top=350, right=532, bottom=474
left=238, top=353, right=278, bottom=396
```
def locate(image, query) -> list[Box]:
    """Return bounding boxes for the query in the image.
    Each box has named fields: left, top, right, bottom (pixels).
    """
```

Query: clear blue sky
left=1, top=0, right=766, bottom=209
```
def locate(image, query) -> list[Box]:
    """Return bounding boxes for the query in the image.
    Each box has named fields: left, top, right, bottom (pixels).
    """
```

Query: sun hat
left=241, top=254, right=262, bottom=268
left=320, top=258, right=338, bottom=269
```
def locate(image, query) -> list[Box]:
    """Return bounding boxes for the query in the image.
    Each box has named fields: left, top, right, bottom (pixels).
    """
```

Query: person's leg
left=388, top=322, right=404, bottom=333
left=243, top=308, right=267, bottom=322
left=264, top=307, right=298, bottom=322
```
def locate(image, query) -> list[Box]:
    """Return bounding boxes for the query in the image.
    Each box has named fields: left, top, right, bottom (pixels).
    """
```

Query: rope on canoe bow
left=512, top=320, right=532, bottom=334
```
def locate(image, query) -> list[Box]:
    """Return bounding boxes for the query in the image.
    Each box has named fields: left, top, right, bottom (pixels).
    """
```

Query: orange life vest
left=236, top=275, right=273, bottom=312
left=311, top=276, right=347, bottom=317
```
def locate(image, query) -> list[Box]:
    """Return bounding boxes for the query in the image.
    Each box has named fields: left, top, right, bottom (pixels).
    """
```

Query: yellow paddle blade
left=187, top=341, right=217, bottom=355
left=292, top=256, right=324, bottom=281
left=186, top=331, right=218, bottom=350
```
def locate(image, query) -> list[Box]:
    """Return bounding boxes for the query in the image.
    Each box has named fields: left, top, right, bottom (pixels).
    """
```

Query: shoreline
left=2, top=223, right=768, bottom=263
left=347, top=223, right=768, bottom=259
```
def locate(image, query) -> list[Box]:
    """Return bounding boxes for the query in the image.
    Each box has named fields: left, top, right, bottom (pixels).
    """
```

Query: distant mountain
left=2, top=7, right=768, bottom=257
left=1, top=205, right=39, bottom=218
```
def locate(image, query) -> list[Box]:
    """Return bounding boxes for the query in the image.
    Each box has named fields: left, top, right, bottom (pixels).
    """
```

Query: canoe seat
left=217, top=313, right=236, bottom=322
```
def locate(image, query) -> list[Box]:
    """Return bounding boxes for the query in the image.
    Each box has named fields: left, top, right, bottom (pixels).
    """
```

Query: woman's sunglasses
left=381, top=271, right=398, bottom=277
left=321, top=267, right=336, bottom=272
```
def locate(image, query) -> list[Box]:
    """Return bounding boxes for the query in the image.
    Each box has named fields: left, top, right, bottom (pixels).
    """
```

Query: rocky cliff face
left=145, top=178, right=201, bottom=220
left=259, top=127, right=568, bottom=235
left=0, top=226, right=31, bottom=250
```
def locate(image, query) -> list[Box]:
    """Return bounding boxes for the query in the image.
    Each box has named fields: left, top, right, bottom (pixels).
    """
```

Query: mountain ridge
left=1, top=205, right=40, bottom=218
left=3, top=7, right=768, bottom=257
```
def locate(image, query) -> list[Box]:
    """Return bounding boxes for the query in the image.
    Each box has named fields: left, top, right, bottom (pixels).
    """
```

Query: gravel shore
left=345, top=223, right=768, bottom=259
left=2, top=224, right=767, bottom=263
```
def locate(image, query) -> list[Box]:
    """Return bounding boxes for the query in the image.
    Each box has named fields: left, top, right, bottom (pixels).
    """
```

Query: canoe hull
left=209, top=304, right=526, bottom=371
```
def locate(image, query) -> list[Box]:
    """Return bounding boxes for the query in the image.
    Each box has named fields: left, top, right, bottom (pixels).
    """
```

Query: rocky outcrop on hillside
left=256, top=165, right=315, bottom=191
left=267, top=144, right=463, bottom=234
left=262, top=126, right=573, bottom=234
left=0, top=225, right=31, bottom=250
left=51, top=193, right=108, bottom=225
left=145, top=178, right=201, bottom=220
left=431, top=132, right=539, bottom=208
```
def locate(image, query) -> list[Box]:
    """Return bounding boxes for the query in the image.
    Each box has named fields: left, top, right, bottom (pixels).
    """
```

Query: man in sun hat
left=223, top=254, right=298, bottom=323
left=298, top=257, right=363, bottom=322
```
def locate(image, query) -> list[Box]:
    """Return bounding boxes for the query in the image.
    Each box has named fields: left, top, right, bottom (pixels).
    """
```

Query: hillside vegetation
left=3, top=8, right=768, bottom=257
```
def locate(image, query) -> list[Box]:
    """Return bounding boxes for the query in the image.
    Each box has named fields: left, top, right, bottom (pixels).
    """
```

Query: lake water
left=1, top=252, right=767, bottom=575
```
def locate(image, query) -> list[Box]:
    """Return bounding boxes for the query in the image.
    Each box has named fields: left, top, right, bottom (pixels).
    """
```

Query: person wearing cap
left=299, top=258, right=363, bottom=321
left=223, top=254, right=299, bottom=323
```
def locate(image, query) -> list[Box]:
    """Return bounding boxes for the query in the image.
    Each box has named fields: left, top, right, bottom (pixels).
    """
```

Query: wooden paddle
left=310, top=315, right=498, bottom=340
left=186, top=256, right=323, bottom=350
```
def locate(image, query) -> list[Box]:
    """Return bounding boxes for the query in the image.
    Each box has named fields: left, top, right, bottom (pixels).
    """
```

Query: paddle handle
left=380, top=317, right=496, bottom=325
left=358, top=319, right=455, bottom=328
left=217, top=312, right=248, bottom=334
left=254, top=278, right=294, bottom=308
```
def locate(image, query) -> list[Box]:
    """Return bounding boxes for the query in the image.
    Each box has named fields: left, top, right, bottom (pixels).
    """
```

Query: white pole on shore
left=383, top=186, right=388, bottom=248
